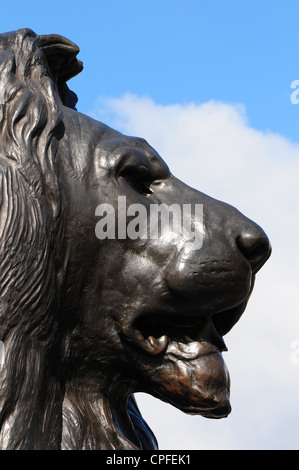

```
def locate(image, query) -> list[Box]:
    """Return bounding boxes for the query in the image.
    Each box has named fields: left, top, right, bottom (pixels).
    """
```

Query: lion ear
left=38, top=34, right=83, bottom=83
left=38, top=34, right=83, bottom=109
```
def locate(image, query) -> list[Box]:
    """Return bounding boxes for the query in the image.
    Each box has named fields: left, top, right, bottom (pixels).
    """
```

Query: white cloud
left=92, top=94, right=299, bottom=450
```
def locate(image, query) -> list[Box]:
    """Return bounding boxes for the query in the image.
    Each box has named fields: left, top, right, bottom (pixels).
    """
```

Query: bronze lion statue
left=0, top=28, right=271, bottom=450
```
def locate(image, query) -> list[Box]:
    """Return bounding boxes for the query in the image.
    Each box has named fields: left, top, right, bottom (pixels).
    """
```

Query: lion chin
left=151, top=341, right=231, bottom=418
left=0, top=28, right=271, bottom=450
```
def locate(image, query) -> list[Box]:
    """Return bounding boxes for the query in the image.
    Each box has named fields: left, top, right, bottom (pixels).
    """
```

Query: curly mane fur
left=0, top=28, right=81, bottom=449
left=0, top=28, right=66, bottom=449
left=0, top=28, right=156, bottom=451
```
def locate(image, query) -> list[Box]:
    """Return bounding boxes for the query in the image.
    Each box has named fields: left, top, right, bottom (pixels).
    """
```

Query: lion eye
left=120, top=165, right=153, bottom=196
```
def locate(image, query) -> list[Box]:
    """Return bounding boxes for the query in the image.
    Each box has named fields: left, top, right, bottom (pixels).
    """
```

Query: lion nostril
left=236, top=229, right=271, bottom=274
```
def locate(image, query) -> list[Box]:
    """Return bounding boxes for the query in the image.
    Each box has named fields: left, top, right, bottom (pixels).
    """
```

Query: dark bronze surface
left=0, top=28, right=271, bottom=450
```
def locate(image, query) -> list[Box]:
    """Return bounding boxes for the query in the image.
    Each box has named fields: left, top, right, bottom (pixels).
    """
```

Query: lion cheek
left=151, top=353, right=231, bottom=418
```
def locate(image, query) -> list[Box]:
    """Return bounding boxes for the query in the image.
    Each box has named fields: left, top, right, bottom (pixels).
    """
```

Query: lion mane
left=0, top=28, right=90, bottom=449
left=0, top=27, right=157, bottom=451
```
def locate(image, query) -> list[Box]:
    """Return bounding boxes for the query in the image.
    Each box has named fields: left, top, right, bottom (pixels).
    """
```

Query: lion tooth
left=143, top=335, right=168, bottom=355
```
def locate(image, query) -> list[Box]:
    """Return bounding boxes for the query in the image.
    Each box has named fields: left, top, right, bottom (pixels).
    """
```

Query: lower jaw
left=147, top=349, right=231, bottom=419
left=197, top=403, right=232, bottom=419
left=175, top=390, right=232, bottom=417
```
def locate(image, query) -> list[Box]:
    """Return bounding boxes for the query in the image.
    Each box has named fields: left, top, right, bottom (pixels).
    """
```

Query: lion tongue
left=166, top=340, right=219, bottom=360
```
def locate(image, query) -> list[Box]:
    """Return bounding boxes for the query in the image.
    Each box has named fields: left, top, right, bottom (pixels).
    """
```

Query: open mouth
left=122, top=297, right=249, bottom=358
left=121, top=296, right=250, bottom=418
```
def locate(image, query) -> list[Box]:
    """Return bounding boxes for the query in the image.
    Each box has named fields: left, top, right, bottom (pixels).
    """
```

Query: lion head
left=0, top=28, right=271, bottom=450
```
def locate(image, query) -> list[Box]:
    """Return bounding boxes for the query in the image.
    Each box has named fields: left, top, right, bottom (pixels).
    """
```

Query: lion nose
left=236, top=226, right=271, bottom=274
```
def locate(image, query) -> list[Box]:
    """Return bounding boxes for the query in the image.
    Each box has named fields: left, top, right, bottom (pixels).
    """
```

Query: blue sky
left=1, top=0, right=299, bottom=451
left=2, top=0, right=299, bottom=142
